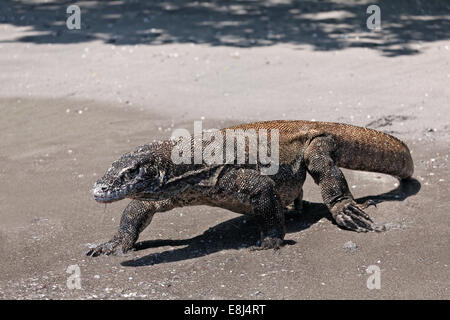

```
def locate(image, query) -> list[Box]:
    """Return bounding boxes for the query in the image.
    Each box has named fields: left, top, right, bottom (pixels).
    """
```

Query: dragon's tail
left=331, top=125, right=414, bottom=180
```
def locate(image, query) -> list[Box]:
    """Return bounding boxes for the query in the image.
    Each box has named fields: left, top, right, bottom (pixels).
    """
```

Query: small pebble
left=344, top=241, right=357, bottom=252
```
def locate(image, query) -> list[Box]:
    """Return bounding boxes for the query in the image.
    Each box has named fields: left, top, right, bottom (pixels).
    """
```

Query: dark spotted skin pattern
left=87, top=120, right=414, bottom=256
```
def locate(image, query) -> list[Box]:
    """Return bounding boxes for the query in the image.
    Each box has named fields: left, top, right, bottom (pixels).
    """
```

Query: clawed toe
left=249, top=237, right=284, bottom=251
left=358, top=199, right=377, bottom=210
left=85, top=239, right=124, bottom=257
left=348, top=204, right=373, bottom=222
left=332, top=199, right=376, bottom=233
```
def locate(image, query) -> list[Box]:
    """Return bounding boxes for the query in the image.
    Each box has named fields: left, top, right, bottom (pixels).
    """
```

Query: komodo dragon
left=87, top=120, right=414, bottom=256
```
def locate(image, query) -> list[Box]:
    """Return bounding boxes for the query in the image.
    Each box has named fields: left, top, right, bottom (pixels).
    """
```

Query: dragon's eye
left=128, top=167, right=139, bottom=176
left=120, top=167, right=139, bottom=181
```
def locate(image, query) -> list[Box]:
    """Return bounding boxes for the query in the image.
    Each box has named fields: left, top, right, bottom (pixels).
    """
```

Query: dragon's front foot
left=86, top=235, right=133, bottom=257
left=249, top=226, right=285, bottom=251
left=249, top=236, right=284, bottom=251
left=330, top=198, right=380, bottom=233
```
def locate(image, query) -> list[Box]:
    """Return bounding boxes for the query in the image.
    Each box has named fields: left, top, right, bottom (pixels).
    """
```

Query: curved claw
left=86, top=247, right=104, bottom=257
left=358, top=199, right=377, bottom=210
left=373, top=224, right=386, bottom=233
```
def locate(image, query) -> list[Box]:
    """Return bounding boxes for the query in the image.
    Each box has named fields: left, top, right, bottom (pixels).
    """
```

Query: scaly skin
left=87, top=120, right=414, bottom=256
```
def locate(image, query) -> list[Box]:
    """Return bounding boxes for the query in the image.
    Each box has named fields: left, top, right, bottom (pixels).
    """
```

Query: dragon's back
left=226, top=120, right=413, bottom=179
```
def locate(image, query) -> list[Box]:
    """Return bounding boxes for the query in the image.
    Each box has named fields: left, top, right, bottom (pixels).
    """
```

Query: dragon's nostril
left=93, top=184, right=108, bottom=196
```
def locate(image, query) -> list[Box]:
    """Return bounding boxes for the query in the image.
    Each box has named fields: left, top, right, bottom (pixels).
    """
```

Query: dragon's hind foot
left=330, top=198, right=377, bottom=233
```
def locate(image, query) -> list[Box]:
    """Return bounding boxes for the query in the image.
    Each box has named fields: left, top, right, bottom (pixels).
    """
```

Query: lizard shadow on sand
left=121, top=177, right=420, bottom=267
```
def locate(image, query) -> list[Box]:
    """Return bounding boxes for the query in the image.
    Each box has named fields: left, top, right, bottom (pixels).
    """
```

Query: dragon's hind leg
left=304, top=136, right=377, bottom=232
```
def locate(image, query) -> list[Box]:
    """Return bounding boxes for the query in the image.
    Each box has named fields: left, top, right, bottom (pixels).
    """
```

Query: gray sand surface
left=0, top=1, right=448, bottom=299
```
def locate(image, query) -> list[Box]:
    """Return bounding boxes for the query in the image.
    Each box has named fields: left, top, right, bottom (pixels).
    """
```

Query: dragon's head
left=92, top=146, right=165, bottom=203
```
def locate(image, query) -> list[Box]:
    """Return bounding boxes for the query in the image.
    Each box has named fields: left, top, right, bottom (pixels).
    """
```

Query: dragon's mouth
left=92, top=184, right=128, bottom=203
